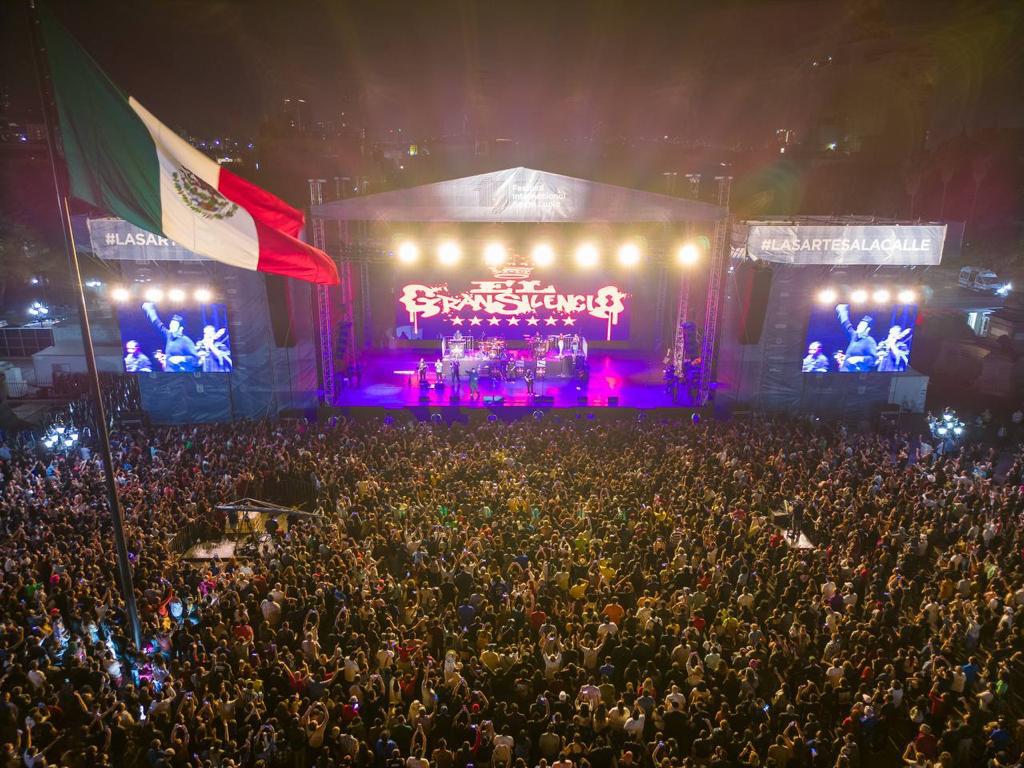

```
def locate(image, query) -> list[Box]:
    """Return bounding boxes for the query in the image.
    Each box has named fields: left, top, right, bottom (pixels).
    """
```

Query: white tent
left=311, top=167, right=726, bottom=223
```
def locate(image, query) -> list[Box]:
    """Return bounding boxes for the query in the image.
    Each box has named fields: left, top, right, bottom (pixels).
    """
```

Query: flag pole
left=27, top=0, right=143, bottom=651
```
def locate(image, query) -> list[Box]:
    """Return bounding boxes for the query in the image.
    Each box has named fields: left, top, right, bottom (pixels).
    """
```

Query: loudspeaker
left=484, top=395, right=504, bottom=405
left=735, top=261, right=773, bottom=345
left=265, top=275, right=296, bottom=348
left=608, top=396, right=619, bottom=407
left=534, top=395, right=555, bottom=405
left=680, top=322, right=699, bottom=359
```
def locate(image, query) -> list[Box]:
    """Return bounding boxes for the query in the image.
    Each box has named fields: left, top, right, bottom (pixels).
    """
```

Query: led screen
left=118, top=300, right=232, bottom=373
left=802, top=302, right=916, bottom=373
left=394, top=260, right=631, bottom=342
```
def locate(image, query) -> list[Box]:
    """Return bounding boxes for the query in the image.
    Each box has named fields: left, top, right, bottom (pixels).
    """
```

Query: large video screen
left=802, top=302, right=916, bottom=373
left=117, top=300, right=232, bottom=373
left=394, top=261, right=632, bottom=342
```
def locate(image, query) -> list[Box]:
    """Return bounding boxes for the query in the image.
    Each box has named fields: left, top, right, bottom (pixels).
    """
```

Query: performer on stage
left=142, top=302, right=199, bottom=372
left=664, top=363, right=677, bottom=398
left=417, top=357, right=428, bottom=386
left=835, top=304, right=878, bottom=372
left=877, top=325, right=912, bottom=372
left=434, top=358, right=444, bottom=386
left=469, top=367, right=479, bottom=399
left=801, top=341, right=829, bottom=373
left=524, top=367, right=535, bottom=395
left=450, top=359, right=461, bottom=390
left=123, top=340, right=153, bottom=373
left=197, top=324, right=232, bottom=372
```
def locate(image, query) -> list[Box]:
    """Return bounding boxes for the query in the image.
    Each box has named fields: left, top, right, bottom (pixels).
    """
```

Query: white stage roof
left=311, top=167, right=726, bottom=223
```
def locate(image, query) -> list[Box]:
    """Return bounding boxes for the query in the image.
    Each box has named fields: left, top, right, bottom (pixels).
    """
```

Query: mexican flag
left=37, top=5, right=339, bottom=285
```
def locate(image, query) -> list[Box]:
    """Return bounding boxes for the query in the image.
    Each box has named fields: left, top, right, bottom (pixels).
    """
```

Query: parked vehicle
left=959, top=266, right=1011, bottom=295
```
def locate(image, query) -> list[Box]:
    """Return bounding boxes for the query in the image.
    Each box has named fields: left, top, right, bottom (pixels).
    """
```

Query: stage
left=335, top=349, right=698, bottom=409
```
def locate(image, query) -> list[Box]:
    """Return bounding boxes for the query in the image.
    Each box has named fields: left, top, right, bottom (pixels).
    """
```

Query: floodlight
left=437, top=240, right=461, bottom=266
left=574, top=243, right=599, bottom=269
left=144, top=288, right=164, bottom=302
left=194, top=288, right=212, bottom=303
left=397, top=241, right=420, bottom=265
left=616, top=242, right=641, bottom=268
left=677, top=243, right=700, bottom=266
left=531, top=243, right=555, bottom=267
left=897, top=289, right=916, bottom=304
left=817, top=288, right=837, bottom=304
left=111, top=286, right=131, bottom=302
left=850, top=289, right=868, bottom=303
left=872, top=289, right=890, bottom=304
left=483, top=242, right=507, bottom=267
left=167, top=288, right=186, bottom=302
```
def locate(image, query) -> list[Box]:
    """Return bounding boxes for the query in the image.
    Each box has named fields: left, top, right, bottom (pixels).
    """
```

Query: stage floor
left=336, top=350, right=697, bottom=409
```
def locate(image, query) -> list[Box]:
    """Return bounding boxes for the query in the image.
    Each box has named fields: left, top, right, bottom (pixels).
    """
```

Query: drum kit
left=480, top=337, right=506, bottom=359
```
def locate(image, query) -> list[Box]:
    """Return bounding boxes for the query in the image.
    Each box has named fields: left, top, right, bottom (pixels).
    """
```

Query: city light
left=437, top=240, right=462, bottom=266
left=574, top=243, right=600, bottom=269
left=616, top=242, right=642, bottom=268
left=816, top=288, right=838, bottom=304
left=111, top=286, right=130, bottom=302
left=850, top=289, right=868, bottom=303
left=676, top=243, right=700, bottom=266
left=483, top=242, right=508, bottom=268
left=144, top=288, right=164, bottom=302
left=531, top=243, right=555, bottom=267
left=897, top=289, right=916, bottom=304
left=872, top=289, right=890, bottom=304
left=42, top=423, right=79, bottom=453
left=397, top=241, right=420, bottom=265
left=27, top=301, right=49, bottom=317
left=194, top=288, right=212, bottom=303
left=167, top=288, right=186, bottom=302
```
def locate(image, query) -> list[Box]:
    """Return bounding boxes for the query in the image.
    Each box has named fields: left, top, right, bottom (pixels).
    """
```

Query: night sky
left=3, top=0, right=1022, bottom=144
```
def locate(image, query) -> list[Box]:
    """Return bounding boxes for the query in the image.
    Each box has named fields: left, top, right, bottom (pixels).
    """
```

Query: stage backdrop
left=393, top=257, right=632, bottom=342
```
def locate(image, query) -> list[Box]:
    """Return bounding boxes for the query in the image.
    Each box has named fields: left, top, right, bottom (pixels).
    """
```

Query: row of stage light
left=816, top=287, right=918, bottom=305
left=393, top=240, right=704, bottom=269
left=107, top=286, right=215, bottom=303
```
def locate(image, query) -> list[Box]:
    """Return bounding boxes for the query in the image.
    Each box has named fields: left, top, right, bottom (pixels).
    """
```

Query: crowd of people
left=0, top=415, right=1022, bottom=768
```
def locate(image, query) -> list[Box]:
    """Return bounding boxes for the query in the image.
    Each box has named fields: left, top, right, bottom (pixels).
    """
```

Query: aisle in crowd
left=0, top=416, right=1022, bottom=768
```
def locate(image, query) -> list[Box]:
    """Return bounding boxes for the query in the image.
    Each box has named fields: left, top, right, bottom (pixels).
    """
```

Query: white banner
left=87, top=217, right=205, bottom=261
left=745, top=224, right=945, bottom=265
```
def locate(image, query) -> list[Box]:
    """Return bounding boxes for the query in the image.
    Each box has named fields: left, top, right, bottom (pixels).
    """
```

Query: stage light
left=437, top=240, right=461, bottom=266
left=167, top=288, right=186, bottom=303
left=676, top=243, right=700, bottom=266
left=897, top=289, right=916, bottom=304
left=850, top=289, right=868, bottom=303
left=574, top=243, right=599, bottom=269
left=111, top=286, right=130, bottom=302
left=397, top=241, right=420, bottom=265
left=817, top=288, right=838, bottom=304
left=531, top=243, right=555, bottom=267
left=144, top=288, right=164, bottom=302
left=872, top=289, right=890, bottom=304
left=194, top=288, right=212, bottom=303
left=483, top=242, right=507, bottom=268
left=616, top=242, right=642, bottom=268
